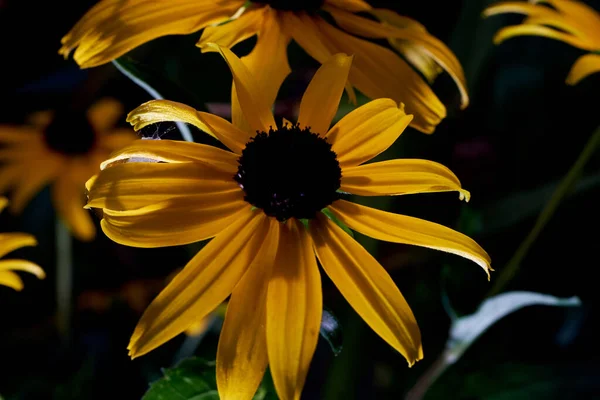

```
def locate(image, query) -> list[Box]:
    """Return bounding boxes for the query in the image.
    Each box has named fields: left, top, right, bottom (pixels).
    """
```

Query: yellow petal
left=0, top=270, right=23, bottom=291
left=101, top=200, right=249, bottom=248
left=327, top=7, right=469, bottom=110
left=312, top=17, right=446, bottom=133
left=199, top=7, right=266, bottom=50
left=87, top=161, right=240, bottom=210
left=217, top=218, right=280, bottom=400
left=227, top=9, right=291, bottom=133
left=541, top=0, right=600, bottom=43
left=0, top=126, right=41, bottom=144
left=267, top=220, right=322, bottom=400
left=340, top=159, right=470, bottom=201
left=566, top=53, right=600, bottom=85
left=98, top=129, right=137, bottom=153
left=0, top=197, right=7, bottom=213
left=492, top=24, right=592, bottom=50
left=0, top=260, right=45, bottom=279
left=126, top=100, right=251, bottom=154
left=99, top=139, right=239, bottom=174
left=0, top=233, right=37, bottom=258
left=9, top=154, right=62, bottom=213
left=59, top=0, right=245, bottom=68
left=298, top=53, right=353, bottom=136
left=310, top=213, right=423, bottom=365
left=128, top=209, right=268, bottom=358
left=87, top=98, right=123, bottom=132
left=204, top=43, right=276, bottom=133
left=329, top=200, right=492, bottom=278
left=325, top=0, right=372, bottom=12
left=327, top=99, right=412, bottom=168
left=53, top=177, right=96, bottom=242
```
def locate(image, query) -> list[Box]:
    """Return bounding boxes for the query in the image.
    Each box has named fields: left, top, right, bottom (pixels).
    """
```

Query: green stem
left=56, top=218, right=72, bottom=342
left=487, top=125, right=600, bottom=296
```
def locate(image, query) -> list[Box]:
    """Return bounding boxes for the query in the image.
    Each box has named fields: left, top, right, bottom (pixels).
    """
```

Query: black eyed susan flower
left=0, top=99, right=136, bottom=241
left=0, top=197, right=44, bottom=290
left=60, top=0, right=468, bottom=134
left=86, top=44, right=491, bottom=400
left=484, top=0, right=600, bottom=84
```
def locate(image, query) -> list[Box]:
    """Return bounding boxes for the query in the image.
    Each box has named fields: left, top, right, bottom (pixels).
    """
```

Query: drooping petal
left=340, top=159, right=470, bottom=201
left=327, top=99, right=413, bottom=168
left=87, top=98, right=124, bottom=132
left=199, top=6, right=265, bottom=49
left=59, top=0, right=245, bottom=68
left=87, top=161, right=240, bottom=211
left=128, top=209, right=268, bottom=358
left=100, top=201, right=249, bottom=248
left=492, top=24, right=593, bottom=50
left=0, top=233, right=37, bottom=258
left=267, top=220, right=322, bottom=400
left=329, top=200, right=492, bottom=278
left=301, top=16, right=445, bottom=133
left=99, top=139, right=239, bottom=174
left=298, top=53, right=353, bottom=136
left=310, top=213, right=423, bottom=366
left=325, top=0, right=372, bottom=12
left=566, top=53, right=600, bottom=85
left=326, top=7, right=469, bottom=109
left=126, top=100, right=251, bottom=154
left=0, top=270, right=23, bottom=291
left=53, top=176, right=96, bottom=242
left=205, top=43, right=276, bottom=133
left=217, top=219, right=280, bottom=400
left=9, top=153, right=62, bottom=213
left=0, top=260, right=45, bottom=279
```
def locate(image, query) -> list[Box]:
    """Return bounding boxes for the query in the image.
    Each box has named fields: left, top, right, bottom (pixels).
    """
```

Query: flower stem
left=56, top=218, right=72, bottom=342
left=487, top=124, right=600, bottom=297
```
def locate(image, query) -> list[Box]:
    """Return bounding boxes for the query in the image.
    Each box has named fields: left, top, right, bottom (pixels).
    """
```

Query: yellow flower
left=86, top=46, right=491, bottom=400
left=0, top=197, right=45, bottom=290
left=484, top=0, right=600, bottom=85
left=60, top=0, right=468, bottom=134
left=0, top=99, right=136, bottom=241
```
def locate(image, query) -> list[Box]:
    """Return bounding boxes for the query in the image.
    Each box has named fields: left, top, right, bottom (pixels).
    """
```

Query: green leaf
left=321, top=208, right=353, bottom=238
left=143, top=358, right=277, bottom=400
left=320, top=308, right=344, bottom=356
left=142, top=358, right=218, bottom=400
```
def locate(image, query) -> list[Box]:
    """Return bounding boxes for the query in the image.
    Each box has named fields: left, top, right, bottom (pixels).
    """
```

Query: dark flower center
left=44, top=109, right=97, bottom=155
left=236, top=123, right=341, bottom=222
left=255, top=0, right=324, bottom=12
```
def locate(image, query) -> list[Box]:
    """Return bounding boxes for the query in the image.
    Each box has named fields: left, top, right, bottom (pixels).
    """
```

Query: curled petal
left=566, top=53, right=600, bottom=85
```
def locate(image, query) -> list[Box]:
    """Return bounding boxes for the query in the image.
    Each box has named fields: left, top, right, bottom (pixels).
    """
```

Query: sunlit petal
left=566, top=53, right=600, bottom=85
left=310, top=213, right=423, bottom=366
left=0, top=260, right=45, bottom=279
left=0, top=233, right=37, bottom=259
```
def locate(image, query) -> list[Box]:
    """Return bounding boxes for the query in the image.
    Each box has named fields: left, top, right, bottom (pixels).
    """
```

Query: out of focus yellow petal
left=267, top=220, right=322, bottom=400
left=329, top=200, right=492, bottom=278
left=312, top=18, right=445, bottom=133
left=566, top=53, right=600, bottom=85
left=87, top=98, right=123, bottom=132
left=493, top=24, right=592, bottom=49
left=204, top=43, right=276, bottom=133
left=126, top=100, right=251, bottom=153
left=128, top=209, right=268, bottom=358
left=0, top=233, right=37, bottom=259
left=52, top=177, right=96, bottom=242
left=217, top=219, right=280, bottom=400
left=327, top=7, right=469, bottom=109
left=340, top=159, right=470, bottom=201
left=0, top=271, right=23, bottom=291
left=59, top=0, right=245, bottom=68
left=310, top=213, right=423, bottom=366
left=99, top=139, right=239, bottom=174
left=298, top=53, right=353, bottom=136
left=9, top=154, right=62, bottom=213
left=0, top=260, right=45, bottom=279
left=327, top=99, right=412, bottom=168
left=325, top=0, right=372, bottom=12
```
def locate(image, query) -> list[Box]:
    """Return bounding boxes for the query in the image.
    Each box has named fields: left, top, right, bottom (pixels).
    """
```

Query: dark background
left=0, top=0, right=599, bottom=398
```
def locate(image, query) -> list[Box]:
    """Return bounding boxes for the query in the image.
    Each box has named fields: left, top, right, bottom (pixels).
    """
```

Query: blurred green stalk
left=56, top=219, right=72, bottom=342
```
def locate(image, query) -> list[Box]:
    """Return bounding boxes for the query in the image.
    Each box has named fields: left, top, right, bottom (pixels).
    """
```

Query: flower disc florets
left=44, top=110, right=96, bottom=155
left=255, top=0, right=324, bottom=12
left=236, top=123, right=341, bottom=222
